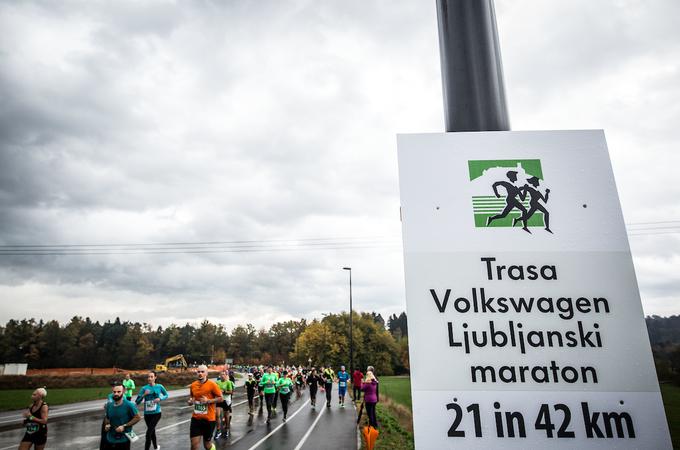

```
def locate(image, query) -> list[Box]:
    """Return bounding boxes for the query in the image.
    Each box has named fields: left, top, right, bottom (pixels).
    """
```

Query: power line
left=0, top=225, right=677, bottom=256
left=0, top=237, right=403, bottom=256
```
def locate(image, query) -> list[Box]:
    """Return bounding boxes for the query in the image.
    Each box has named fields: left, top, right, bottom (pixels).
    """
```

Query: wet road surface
left=0, top=385, right=357, bottom=449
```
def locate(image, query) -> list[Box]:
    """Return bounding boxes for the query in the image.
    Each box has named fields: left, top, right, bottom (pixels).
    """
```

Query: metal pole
left=349, top=270, right=353, bottom=373
left=436, top=0, right=510, bottom=132
left=343, top=267, right=353, bottom=372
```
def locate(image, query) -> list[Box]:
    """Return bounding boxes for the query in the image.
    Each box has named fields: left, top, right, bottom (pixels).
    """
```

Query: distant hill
left=646, top=315, right=680, bottom=344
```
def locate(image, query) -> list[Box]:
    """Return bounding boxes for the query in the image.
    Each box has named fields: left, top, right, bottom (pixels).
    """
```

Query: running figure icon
left=485, top=170, right=529, bottom=232
left=514, top=176, right=551, bottom=233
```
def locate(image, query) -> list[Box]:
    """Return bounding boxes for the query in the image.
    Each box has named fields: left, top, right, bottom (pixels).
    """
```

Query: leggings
left=280, top=392, right=290, bottom=417
left=265, top=393, right=275, bottom=418
left=353, top=385, right=361, bottom=401
left=325, top=383, right=333, bottom=404
left=144, top=413, right=161, bottom=450
left=365, top=402, right=378, bottom=428
left=273, top=391, right=279, bottom=408
left=309, top=386, right=317, bottom=404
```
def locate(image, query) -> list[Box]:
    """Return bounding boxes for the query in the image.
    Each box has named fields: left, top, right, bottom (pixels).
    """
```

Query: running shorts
left=21, top=430, right=47, bottom=446
left=216, top=401, right=232, bottom=412
left=189, top=417, right=216, bottom=440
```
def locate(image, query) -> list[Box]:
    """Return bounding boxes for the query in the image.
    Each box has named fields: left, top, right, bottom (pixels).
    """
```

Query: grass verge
left=0, top=385, right=186, bottom=411
left=378, top=375, right=411, bottom=409
left=661, top=383, right=680, bottom=449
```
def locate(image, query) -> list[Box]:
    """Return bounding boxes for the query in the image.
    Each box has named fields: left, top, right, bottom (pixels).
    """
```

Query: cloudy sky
left=1, top=0, right=678, bottom=330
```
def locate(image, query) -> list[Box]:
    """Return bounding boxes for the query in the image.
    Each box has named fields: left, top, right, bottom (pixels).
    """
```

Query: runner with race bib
left=135, top=371, right=168, bottom=450
left=336, top=365, right=350, bottom=408
left=188, top=365, right=223, bottom=450
left=276, top=370, right=295, bottom=421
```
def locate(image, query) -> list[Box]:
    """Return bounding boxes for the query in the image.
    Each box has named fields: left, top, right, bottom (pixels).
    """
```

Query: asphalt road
left=0, top=384, right=357, bottom=450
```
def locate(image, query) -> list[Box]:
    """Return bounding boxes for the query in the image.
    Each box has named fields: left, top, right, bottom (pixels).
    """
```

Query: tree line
left=646, top=315, right=680, bottom=384
left=0, top=311, right=410, bottom=376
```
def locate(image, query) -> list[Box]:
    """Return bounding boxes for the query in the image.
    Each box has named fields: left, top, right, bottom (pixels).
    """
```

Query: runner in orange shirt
left=187, top=365, right=223, bottom=450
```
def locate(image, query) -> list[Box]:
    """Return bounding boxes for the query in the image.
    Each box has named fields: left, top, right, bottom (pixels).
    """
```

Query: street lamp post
left=342, top=267, right=353, bottom=373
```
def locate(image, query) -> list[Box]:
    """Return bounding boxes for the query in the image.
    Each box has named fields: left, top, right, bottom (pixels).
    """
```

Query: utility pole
left=342, top=267, right=353, bottom=373
left=436, top=0, right=510, bottom=132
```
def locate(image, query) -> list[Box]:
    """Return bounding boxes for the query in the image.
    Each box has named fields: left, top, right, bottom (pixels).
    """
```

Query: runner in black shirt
left=306, top=368, right=322, bottom=408
left=244, top=373, right=257, bottom=415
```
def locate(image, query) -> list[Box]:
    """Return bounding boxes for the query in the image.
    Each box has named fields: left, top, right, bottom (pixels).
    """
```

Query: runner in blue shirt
left=104, top=382, right=141, bottom=450
left=135, top=371, right=169, bottom=450
left=337, top=366, right=350, bottom=407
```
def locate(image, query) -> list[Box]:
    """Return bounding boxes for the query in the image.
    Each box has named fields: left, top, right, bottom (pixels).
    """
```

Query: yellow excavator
left=155, top=354, right=188, bottom=373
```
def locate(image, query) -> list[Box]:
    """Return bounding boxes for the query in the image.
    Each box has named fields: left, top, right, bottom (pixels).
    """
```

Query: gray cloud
left=0, top=0, right=678, bottom=327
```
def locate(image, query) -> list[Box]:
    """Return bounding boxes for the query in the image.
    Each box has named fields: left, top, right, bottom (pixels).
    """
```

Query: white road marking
left=292, top=403, right=327, bottom=450
left=246, top=399, right=311, bottom=450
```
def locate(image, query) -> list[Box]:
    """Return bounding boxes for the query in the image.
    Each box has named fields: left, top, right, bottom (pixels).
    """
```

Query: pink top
left=361, top=380, right=378, bottom=403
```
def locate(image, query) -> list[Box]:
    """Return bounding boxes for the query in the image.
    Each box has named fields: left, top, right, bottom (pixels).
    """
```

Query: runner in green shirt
left=259, top=366, right=277, bottom=424
left=214, top=371, right=234, bottom=438
left=276, top=371, right=295, bottom=421
left=122, top=374, right=136, bottom=402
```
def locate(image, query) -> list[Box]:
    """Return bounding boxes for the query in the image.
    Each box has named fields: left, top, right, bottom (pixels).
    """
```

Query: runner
left=259, top=366, right=278, bottom=424
left=294, top=369, right=304, bottom=399
left=352, top=367, right=364, bottom=402
left=122, top=373, right=136, bottom=402
left=104, top=382, right=141, bottom=450
left=276, top=370, right=295, bottom=421
left=254, top=367, right=264, bottom=414
left=271, top=367, right=280, bottom=416
left=245, top=373, right=258, bottom=415
left=322, top=365, right=335, bottom=408
left=19, top=388, right=48, bottom=450
left=306, top=368, right=321, bottom=408
left=135, top=371, right=168, bottom=450
left=188, top=364, right=223, bottom=450
left=226, top=365, right=236, bottom=383
left=214, top=370, right=234, bottom=438
left=336, top=365, right=350, bottom=407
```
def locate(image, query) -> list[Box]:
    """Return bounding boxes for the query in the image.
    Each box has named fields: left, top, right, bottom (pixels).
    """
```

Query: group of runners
left=17, top=363, right=380, bottom=450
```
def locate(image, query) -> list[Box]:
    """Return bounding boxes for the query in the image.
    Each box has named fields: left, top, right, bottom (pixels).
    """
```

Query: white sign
left=397, top=130, right=671, bottom=449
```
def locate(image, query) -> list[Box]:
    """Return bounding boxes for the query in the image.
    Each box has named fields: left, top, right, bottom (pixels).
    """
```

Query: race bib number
left=193, top=403, right=208, bottom=415
left=26, top=422, right=39, bottom=434
left=125, top=430, right=139, bottom=442
left=145, top=400, right=157, bottom=412
left=280, top=387, right=290, bottom=395
left=339, top=381, right=347, bottom=387
left=225, top=394, right=232, bottom=406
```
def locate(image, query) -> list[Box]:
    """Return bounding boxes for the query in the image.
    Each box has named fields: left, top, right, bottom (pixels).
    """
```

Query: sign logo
left=468, top=159, right=552, bottom=233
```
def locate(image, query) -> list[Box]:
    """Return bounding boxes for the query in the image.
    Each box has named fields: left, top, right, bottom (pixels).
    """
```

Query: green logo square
left=468, top=159, right=552, bottom=234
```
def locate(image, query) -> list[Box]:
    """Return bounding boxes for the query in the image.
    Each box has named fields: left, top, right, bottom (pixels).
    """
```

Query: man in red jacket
left=352, top=368, right=364, bottom=402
